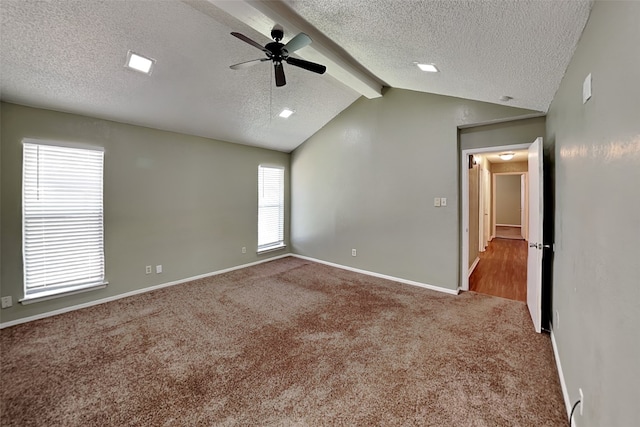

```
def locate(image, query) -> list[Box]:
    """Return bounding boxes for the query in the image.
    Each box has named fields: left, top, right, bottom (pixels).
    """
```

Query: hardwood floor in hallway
left=469, top=238, right=527, bottom=302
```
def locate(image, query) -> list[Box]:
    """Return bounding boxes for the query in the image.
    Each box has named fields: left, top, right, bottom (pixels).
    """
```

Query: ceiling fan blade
left=274, top=62, right=286, bottom=87
left=283, top=32, right=312, bottom=54
left=230, top=58, right=270, bottom=70
left=285, top=57, right=327, bottom=74
left=230, top=32, right=269, bottom=53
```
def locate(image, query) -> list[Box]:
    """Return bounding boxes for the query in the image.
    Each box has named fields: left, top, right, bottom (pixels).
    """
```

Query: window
left=258, top=165, right=285, bottom=252
left=22, top=140, right=106, bottom=302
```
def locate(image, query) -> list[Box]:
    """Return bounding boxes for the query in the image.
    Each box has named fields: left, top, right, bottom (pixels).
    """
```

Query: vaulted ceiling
left=0, top=0, right=592, bottom=152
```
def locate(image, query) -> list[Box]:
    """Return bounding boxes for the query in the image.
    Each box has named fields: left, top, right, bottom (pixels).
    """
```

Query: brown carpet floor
left=1, top=257, right=566, bottom=426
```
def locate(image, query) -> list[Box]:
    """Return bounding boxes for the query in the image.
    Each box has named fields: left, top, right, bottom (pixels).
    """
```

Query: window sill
left=20, top=281, right=108, bottom=305
left=257, top=244, right=287, bottom=254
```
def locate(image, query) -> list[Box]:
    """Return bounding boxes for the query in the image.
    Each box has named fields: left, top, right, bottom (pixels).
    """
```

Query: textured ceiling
left=285, top=0, right=592, bottom=112
left=0, top=0, right=359, bottom=152
left=0, top=1, right=592, bottom=152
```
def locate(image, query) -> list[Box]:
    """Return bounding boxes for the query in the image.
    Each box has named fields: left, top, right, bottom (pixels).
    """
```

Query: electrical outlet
left=441, top=197, right=447, bottom=207
left=434, top=197, right=441, bottom=207
left=242, top=247, right=246, bottom=254
left=1, top=296, right=13, bottom=308
left=156, top=265, right=163, bottom=274
left=145, top=265, right=152, bottom=274
left=352, top=249, right=357, bottom=257
left=579, top=388, right=584, bottom=416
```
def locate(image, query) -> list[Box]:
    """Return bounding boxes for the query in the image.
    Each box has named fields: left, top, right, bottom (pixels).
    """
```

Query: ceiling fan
left=230, top=25, right=327, bottom=87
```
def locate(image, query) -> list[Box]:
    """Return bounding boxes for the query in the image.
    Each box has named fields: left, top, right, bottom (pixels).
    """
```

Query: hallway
left=469, top=238, right=527, bottom=302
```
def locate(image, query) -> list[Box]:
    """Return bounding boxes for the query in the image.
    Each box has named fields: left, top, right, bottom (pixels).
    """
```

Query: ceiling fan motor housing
left=266, top=41, right=286, bottom=62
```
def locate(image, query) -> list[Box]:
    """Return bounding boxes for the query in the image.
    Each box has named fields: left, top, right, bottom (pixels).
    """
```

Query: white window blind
left=22, top=141, right=105, bottom=299
left=258, top=165, right=285, bottom=252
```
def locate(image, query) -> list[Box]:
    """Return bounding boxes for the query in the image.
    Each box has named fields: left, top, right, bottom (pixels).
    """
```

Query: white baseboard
left=0, top=254, right=290, bottom=329
left=551, top=328, right=572, bottom=420
left=291, top=254, right=459, bottom=295
left=468, top=257, right=480, bottom=278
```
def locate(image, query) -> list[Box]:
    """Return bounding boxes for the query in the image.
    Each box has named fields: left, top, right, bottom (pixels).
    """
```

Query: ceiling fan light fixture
left=499, top=152, right=515, bottom=161
left=279, top=108, right=294, bottom=118
left=125, top=51, right=155, bottom=75
left=416, top=63, right=438, bottom=72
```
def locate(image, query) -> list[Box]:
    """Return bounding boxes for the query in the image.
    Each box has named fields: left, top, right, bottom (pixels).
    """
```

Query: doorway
left=493, top=172, right=528, bottom=241
left=461, top=145, right=531, bottom=302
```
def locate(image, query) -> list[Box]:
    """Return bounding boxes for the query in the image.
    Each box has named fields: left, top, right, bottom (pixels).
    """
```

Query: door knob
left=529, top=243, right=538, bottom=248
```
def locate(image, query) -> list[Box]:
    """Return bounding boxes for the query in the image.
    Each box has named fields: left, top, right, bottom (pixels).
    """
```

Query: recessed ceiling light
left=279, top=109, right=294, bottom=118
left=416, top=63, right=439, bottom=72
left=125, top=50, right=155, bottom=75
left=499, top=153, right=515, bottom=161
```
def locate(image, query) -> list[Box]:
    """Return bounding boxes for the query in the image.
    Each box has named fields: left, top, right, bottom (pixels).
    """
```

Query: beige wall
left=291, top=88, right=538, bottom=289
left=0, top=103, right=290, bottom=324
left=495, top=175, right=522, bottom=225
left=546, top=2, right=640, bottom=425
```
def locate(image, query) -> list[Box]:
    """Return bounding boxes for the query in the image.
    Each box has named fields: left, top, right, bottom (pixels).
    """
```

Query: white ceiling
left=285, top=0, right=592, bottom=112
left=0, top=0, right=592, bottom=153
left=482, top=150, right=528, bottom=164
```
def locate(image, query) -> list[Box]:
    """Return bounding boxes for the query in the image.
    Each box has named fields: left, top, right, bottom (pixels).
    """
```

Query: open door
left=482, top=167, right=491, bottom=249
left=527, top=137, right=543, bottom=333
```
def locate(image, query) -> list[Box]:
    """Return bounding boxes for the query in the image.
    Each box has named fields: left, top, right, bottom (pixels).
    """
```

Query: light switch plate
left=441, top=197, right=447, bottom=206
left=156, top=265, right=163, bottom=274
left=583, top=73, right=592, bottom=104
